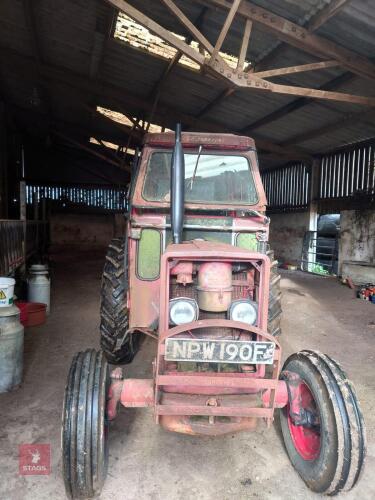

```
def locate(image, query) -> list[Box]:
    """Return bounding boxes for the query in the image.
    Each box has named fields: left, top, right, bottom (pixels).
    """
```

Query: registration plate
left=165, top=338, right=275, bottom=365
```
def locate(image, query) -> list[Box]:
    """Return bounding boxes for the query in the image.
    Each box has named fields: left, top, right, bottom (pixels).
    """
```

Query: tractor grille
left=170, top=271, right=251, bottom=305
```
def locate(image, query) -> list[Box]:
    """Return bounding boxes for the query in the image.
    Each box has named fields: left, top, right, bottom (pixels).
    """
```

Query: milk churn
left=0, top=305, right=24, bottom=392
left=28, top=264, right=51, bottom=314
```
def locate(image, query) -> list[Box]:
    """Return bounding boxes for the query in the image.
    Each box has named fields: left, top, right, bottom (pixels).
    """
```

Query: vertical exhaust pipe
left=171, top=123, right=185, bottom=244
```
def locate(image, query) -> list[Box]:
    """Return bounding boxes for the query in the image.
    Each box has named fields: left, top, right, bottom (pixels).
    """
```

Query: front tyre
left=62, top=350, right=109, bottom=499
left=280, top=350, right=366, bottom=495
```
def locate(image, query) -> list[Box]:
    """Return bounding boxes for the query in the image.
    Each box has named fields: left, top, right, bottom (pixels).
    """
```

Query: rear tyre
left=280, top=350, right=366, bottom=495
left=267, top=249, right=282, bottom=336
left=62, top=350, right=109, bottom=499
left=100, top=237, right=141, bottom=364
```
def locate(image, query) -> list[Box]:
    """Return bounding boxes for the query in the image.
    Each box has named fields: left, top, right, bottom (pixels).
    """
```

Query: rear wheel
left=100, top=237, right=141, bottom=364
left=280, top=350, right=366, bottom=495
left=267, top=249, right=282, bottom=336
left=62, top=350, right=109, bottom=499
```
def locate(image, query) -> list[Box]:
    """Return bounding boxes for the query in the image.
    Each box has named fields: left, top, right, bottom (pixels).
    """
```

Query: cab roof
left=143, top=132, right=256, bottom=151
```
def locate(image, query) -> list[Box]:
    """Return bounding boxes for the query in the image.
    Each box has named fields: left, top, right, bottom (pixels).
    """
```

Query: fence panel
left=319, top=142, right=375, bottom=200
left=0, top=220, right=48, bottom=276
left=26, top=184, right=127, bottom=212
left=261, top=163, right=310, bottom=212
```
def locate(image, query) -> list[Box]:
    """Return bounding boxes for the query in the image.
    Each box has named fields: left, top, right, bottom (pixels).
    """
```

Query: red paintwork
left=143, top=132, right=256, bottom=151
left=153, top=241, right=282, bottom=434
left=109, top=133, right=286, bottom=436
left=287, top=381, right=321, bottom=460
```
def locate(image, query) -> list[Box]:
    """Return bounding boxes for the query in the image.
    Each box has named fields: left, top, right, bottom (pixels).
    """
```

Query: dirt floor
left=0, top=247, right=374, bottom=500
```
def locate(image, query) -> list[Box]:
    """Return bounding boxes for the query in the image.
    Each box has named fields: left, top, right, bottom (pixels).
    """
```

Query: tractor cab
left=126, top=128, right=277, bottom=336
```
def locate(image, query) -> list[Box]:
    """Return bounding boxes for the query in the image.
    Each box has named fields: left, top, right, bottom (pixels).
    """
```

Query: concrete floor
left=0, top=248, right=374, bottom=500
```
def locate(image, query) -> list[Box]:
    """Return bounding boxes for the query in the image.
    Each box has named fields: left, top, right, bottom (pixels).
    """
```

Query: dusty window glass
left=143, top=152, right=258, bottom=205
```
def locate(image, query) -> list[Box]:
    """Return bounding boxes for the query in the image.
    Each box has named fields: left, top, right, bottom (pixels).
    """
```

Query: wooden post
left=307, top=158, right=320, bottom=271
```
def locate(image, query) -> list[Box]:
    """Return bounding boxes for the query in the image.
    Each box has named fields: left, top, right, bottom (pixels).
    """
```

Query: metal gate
left=301, top=231, right=339, bottom=275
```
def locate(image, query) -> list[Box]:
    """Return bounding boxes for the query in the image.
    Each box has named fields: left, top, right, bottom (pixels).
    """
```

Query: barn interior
left=0, top=1, right=374, bottom=499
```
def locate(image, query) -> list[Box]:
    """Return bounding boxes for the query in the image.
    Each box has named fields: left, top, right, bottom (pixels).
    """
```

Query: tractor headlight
left=228, top=299, right=258, bottom=325
left=169, top=298, right=199, bottom=325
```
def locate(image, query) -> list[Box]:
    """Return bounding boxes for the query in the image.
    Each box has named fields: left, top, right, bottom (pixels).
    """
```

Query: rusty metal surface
left=151, top=243, right=281, bottom=433
left=128, top=204, right=268, bottom=330
left=144, top=132, right=256, bottom=149
left=159, top=414, right=258, bottom=436
left=120, top=379, right=154, bottom=408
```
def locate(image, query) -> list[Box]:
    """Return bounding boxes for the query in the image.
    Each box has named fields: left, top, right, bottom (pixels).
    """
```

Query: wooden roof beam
left=237, top=18, right=252, bottom=71
left=147, top=6, right=208, bottom=127
left=253, top=1, right=352, bottom=71
left=307, top=0, right=352, bottom=33
left=253, top=60, right=340, bottom=79
left=106, top=1, right=375, bottom=105
left=196, top=0, right=375, bottom=81
left=207, top=56, right=375, bottom=106
left=160, top=0, right=214, bottom=54
left=105, top=0, right=205, bottom=65
left=210, top=0, right=242, bottom=62
left=52, top=130, right=130, bottom=172
left=240, top=71, right=355, bottom=133
left=0, top=47, right=311, bottom=162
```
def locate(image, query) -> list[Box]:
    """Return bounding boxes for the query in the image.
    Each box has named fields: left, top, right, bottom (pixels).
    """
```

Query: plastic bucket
left=15, top=301, right=47, bottom=327
left=0, top=278, right=16, bottom=307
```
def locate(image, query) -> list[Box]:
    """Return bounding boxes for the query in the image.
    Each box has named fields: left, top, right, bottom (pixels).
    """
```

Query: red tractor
left=62, top=126, right=365, bottom=498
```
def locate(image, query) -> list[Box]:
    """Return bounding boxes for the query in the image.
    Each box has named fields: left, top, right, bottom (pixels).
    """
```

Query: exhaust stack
left=171, top=123, right=185, bottom=244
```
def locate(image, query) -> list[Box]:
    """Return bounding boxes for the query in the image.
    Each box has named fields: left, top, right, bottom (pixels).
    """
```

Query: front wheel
left=280, top=350, right=366, bottom=495
left=62, top=350, right=109, bottom=499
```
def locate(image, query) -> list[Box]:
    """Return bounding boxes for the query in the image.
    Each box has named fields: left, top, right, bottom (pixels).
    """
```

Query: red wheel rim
left=287, top=382, right=321, bottom=461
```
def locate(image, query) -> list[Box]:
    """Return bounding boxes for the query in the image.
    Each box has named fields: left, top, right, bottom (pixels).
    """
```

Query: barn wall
left=0, top=103, right=7, bottom=218
left=339, top=210, right=375, bottom=283
left=50, top=213, right=126, bottom=247
left=269, top=212, right=310, bottom=265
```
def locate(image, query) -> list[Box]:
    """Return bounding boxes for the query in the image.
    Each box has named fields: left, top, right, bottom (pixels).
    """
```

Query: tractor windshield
left=143, top=151, right=258, bottom=205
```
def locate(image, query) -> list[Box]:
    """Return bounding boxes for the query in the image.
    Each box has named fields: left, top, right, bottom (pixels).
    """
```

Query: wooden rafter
left=240, top=71, right=355, bottom=133
left=160, top=0, right=213, bottom=54
left=253, top=1, right=351, bottom=71
left=307, top=0, right=352, bottom=33
left=105, top=0, right=375, bottom=106
left=253, top=60, right=340, bottom=79
left=211, top=0, right=242, bottom=62
left=53, top=130, right=130, bottom=171
left=190, top=0, right=354, bottom=125
left=193, top=0, right=375, bottom=81
left=237, top=18, right=252, bottom=71
left=147, top=7, right=208, bottom=128
left=207, top=57, right=375, bottom=106
left=94, top=136, right=124, bottom=162
left=83, top=103, right=144, bottom=140
left=1, top=47, right=309, bottom=161
left=107, top=0, right=205, bottom=65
